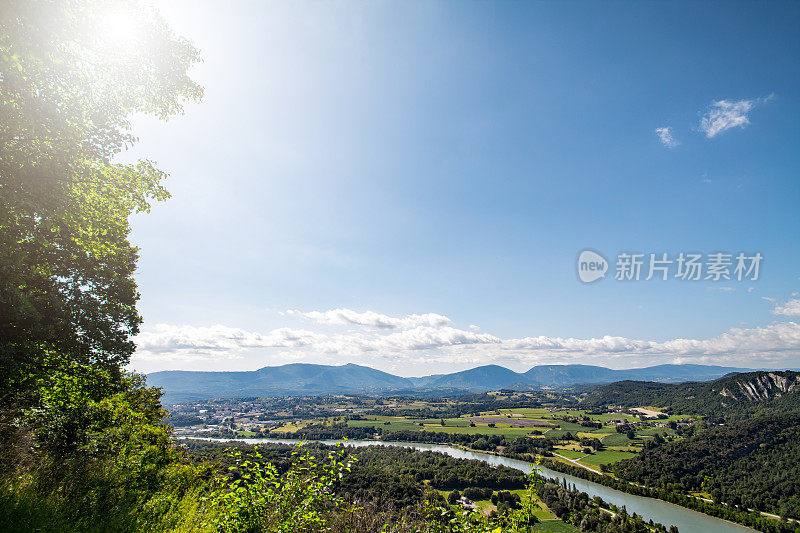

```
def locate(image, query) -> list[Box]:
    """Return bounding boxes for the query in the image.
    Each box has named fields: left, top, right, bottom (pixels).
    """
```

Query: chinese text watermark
left=578, top=250, right=762, bottom=284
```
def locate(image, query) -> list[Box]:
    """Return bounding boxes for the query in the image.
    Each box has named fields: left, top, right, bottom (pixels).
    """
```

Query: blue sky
left=126, top=1, right=800, bottom=375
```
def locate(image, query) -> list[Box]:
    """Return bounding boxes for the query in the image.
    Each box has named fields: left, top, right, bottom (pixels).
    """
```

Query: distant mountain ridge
left=584, top=370, right=800, bottom=421
left=147, top=362, right=757, bottom=404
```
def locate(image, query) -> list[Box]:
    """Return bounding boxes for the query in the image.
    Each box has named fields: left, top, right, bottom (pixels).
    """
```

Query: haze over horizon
left=126, top=1, right=800, bottom=376
left=145, top=360, right=768, bottom=379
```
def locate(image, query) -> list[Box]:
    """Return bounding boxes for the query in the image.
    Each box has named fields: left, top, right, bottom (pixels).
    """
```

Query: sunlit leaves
left=0, top=0, right=201, bottom=393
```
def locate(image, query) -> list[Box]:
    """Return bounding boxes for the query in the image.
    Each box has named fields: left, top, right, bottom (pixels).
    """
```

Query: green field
left=593, top=427, right=617, bottom=434
left=532, top=520, right=580, bottom=532
left=600, top=433, right=635, bottom=446
left=636, top=428, right=676, bottom=437
left=588, top=413, right=638, bottom=422
left=578, top=449, right=638, bottom=466
left=347, top=419, right=425, bottom=431
left=531, top=501, right=556, bottom=520
left=548, top=410, right=586, bottom=418
left=552, top=421, right=588, bottom=431
left=496, top=408, right=552, bottom=417
left=553, top=448, right=587, bottom=459
left=346, top=416, right=541, bottom=439
left=427, top=425, right=536, bottom=438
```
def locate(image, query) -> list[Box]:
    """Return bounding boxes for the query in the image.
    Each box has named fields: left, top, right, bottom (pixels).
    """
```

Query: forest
left=178, top=439, right=674, bottom=533
left=584, top=371, right=800, bottom=422
left=579, top=372, right=800, bottom=529
left=611, top=411, right=800, bottom=520
left=535, top=481, right=676, bottom=533
left=182, top=440, right=526, bottom=507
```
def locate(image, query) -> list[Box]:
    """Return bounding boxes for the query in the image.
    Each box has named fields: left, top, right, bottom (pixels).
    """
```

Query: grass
left=443, top=418, right=475, bottom=427
left=548, top=410, right=585, bottom=418
left=347, top=416, right=544, bottom=439
left=578, top=449, right=638, bottom=466
left=496, top=408, right=552, bottom=417
left=553, top=448, right=586, bottom=460
left=272, top=422, right=306, bottom=432
left=593, top=427, right=617, bottom=434
left=544, top=429, right=577, bottom=439
left=551, top=421, right=587, bottom=432
left=426, top=425, right=535, bottom=438
left=532, top=519, right=580, bottom=532
left=588, top=413, right=638, bottom=422
left=531, top=499, right=556, bottom=520
left=447, top=490, right=557, bottom=522
left=636, top=428, right=676, bottom=437
left=474, top=499, right=495, bottom=515
left=600, top=433, right=634, bottom=446
left=347, top=419, right=424, bottom=432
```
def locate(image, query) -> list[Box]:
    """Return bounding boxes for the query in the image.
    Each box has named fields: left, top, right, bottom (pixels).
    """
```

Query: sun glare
left=99, top=8, right=141, bottom=45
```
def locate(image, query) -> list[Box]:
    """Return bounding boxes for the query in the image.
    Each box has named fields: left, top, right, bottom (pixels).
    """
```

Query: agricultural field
left=169, top=393, right=695, bottom=471
left=531, top=521, right=580, bottom=532
left=552, top=448, right=587, bottom=460
left=600, top=433, right=635, bottom=447
left=578, top=450, right=638, bottom=467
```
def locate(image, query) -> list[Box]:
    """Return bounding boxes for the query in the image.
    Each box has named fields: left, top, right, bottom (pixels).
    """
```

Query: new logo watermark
left=577, top=249, right=762, bottom=283
left=577, top=250, right=608, bottom=283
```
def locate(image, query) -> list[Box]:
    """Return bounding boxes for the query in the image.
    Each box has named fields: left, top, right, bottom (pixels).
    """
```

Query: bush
left=207, top=445, right=352, bottom=532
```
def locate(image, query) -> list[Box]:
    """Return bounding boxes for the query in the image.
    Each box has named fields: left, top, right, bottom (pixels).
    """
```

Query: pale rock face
left=719, top=373, right=800, bottom=402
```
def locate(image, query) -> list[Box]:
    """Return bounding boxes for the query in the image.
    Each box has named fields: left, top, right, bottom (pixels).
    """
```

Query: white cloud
left=323, top=326, right=500, bottom=354
left=644, top=322, right=800, bottom=356
left=134, top=324, right=323, bottom=361
left=773, top=299, right=800, bottom=318
left=506, top=322, right=800, bottom=357
left=458, top=322, right=800, bottom=368
left=286, top=308, right=451, bottom=329
left=655, top=127, right=679, bottom=148
left=698, top=98, right=767, bottom=138
left=134, top=313, right=800, bottom=369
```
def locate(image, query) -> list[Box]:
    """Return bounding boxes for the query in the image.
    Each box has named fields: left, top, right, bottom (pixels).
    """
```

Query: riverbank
left=539, top=458, right=796, bottom=533
left=181, top=437, right=756, bottom=533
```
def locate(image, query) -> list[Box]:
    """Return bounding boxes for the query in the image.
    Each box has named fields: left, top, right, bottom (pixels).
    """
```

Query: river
left=186, top=437, right=754, bottom=532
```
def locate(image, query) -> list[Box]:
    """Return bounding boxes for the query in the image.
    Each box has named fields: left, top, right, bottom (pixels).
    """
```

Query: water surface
left=187, top=437, right=754, bottom=532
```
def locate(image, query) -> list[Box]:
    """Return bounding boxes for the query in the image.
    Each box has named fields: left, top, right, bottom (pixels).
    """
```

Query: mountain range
left=147, top=362, right=756, bottom=404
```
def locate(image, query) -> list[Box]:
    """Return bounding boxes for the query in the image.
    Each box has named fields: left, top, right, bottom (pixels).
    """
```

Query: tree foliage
left=612, top=411, right=800, bottom=521
left=0, top=0, right=202, bottom=395
left=584, top=372, right=800, bottom=423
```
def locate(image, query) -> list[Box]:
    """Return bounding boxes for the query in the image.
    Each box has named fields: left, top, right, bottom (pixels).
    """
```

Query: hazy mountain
left=148, top=363, right=414, bottom=403
left=426, top=365, right=524, bottom=389
left=616, top=364, right=752, bottom=383
left=523, top=364, right=619, bottom=386
left=148, top=362, right=758, bottom=404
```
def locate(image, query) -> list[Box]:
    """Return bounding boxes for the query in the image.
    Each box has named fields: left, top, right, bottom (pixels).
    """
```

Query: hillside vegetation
left=611, top=411, right=800, bottom=520
left=584, top=371, right=800, bottom=422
